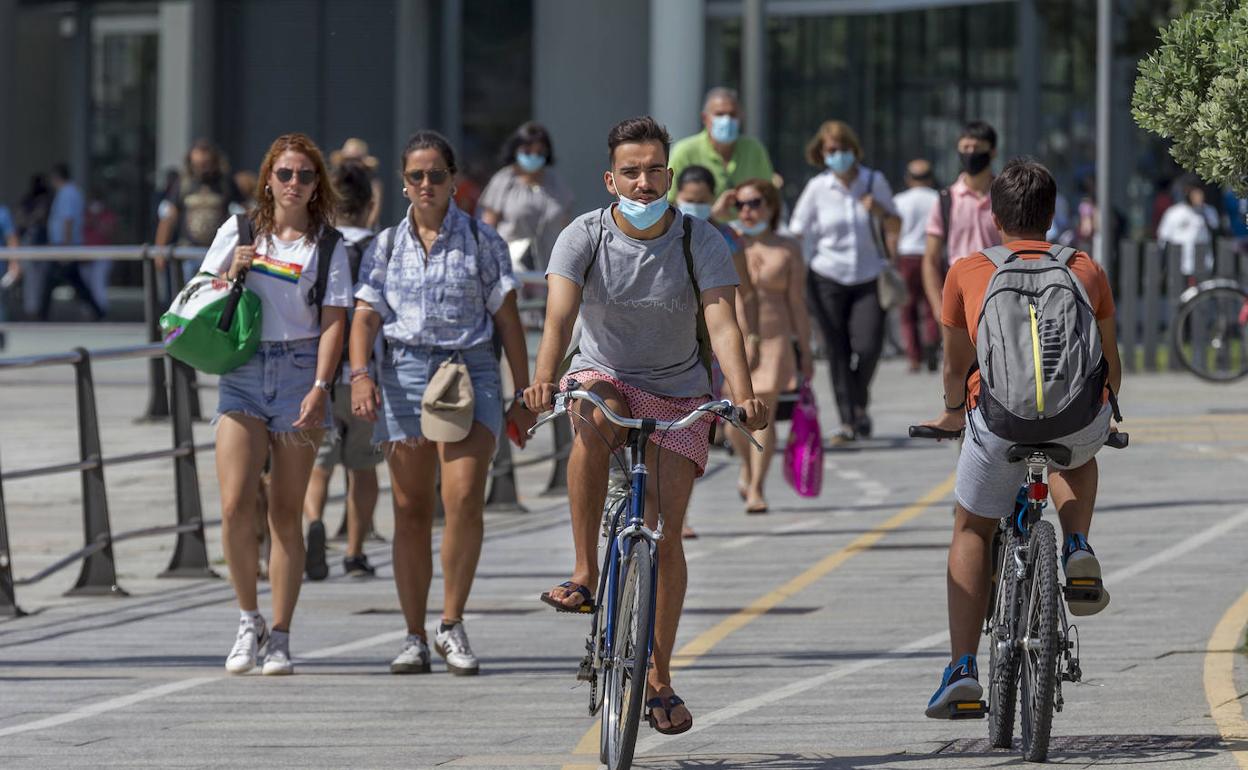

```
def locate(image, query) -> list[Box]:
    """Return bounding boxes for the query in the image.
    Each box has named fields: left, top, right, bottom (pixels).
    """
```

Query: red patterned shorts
left=560, top=369, right=712, bottom=476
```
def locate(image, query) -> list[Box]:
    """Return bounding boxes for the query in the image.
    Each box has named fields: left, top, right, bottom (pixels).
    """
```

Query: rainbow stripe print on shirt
left=251, top=254, right=303, bottom=284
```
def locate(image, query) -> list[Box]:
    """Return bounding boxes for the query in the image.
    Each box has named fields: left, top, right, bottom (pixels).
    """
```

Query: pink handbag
left=783, top=382, right=823, bottom=498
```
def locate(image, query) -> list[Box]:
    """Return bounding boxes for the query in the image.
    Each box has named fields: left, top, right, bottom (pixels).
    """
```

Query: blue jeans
left=216, top=338, right=331, bottom=433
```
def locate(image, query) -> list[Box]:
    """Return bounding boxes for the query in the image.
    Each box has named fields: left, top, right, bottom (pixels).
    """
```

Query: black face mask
left=960, top=151, right=991, bottom=176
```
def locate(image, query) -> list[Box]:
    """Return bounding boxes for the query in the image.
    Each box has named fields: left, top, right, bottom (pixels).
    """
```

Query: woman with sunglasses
left=790, top=120, right=900, bottom=443
left=201, top=133, right=354, bottom=675
left=350, top=131, right=534, bottom=677
left=728, top=178, right=814, bottom=513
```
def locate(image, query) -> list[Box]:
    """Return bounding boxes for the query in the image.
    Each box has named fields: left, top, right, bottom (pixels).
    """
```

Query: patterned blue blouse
left=355, top=201, right=518, bottom=349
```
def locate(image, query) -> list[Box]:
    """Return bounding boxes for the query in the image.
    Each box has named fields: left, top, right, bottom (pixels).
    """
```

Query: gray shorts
left=955, top=403, right=1111, bottom=519
left=317, top=384, right=384, bottom=470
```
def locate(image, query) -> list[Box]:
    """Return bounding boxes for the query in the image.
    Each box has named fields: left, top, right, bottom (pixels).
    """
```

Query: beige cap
left=330, top=137, right=379, bottom=170
left=420, top=359, right=475, bottom=443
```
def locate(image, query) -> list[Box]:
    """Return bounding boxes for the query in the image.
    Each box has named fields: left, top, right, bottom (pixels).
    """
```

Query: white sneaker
left=262, top=631, right=294, bottom=675
left=390, top=634, right=431, bottom=674
left=435, top=622, right=479, bottom=676
left=225, top=616, right=268, bottom=674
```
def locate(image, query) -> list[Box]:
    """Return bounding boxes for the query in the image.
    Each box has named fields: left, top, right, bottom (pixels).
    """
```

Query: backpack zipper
left=1028, top=301, right=1045, bottom=416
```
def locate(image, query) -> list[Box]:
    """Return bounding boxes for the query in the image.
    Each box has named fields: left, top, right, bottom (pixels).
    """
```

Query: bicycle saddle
left=1005, top=443, right=1073, bottom=466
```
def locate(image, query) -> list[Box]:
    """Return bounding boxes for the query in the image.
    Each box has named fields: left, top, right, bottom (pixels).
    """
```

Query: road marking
left=631, top=504, right=1248, bottom=755
left=562, top=472, right=957, bottom=767
left=1204, top=588, right=1248, bottom=768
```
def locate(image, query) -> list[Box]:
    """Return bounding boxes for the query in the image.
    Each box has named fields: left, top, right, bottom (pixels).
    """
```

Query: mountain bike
left=910, top=424, right=1128, bottom=762
left=1172, top=277, right=1248, bottom=382
left=529, top=382, right=760, bottom=770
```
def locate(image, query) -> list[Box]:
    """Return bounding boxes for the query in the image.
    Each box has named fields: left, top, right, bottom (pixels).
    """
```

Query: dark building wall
left=11, top=9, right=74, bottom=208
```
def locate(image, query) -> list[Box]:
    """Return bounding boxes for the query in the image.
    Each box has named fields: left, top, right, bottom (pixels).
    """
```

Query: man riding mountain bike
left=523, top=116, right=767, bottom=735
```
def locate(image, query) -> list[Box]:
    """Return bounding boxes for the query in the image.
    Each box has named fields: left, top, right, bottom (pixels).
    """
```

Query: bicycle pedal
left=1063, top=577, right=1104, bottom=603
left=948, top=700, right=988, bottom=720
left=576, top=655, right=594, bottom=682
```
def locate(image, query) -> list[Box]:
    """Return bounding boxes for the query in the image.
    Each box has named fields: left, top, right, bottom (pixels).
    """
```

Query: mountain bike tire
left=601, top=542, right=654, bottom=770
left=988, top=533, right=1022, bottom=749
left=1172, top=280, right=1248, bottom=383
left=1020, top=520, right=1060, bottom=763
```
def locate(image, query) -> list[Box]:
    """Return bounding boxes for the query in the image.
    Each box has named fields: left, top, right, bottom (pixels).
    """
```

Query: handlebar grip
left=733, top=407, right=747, bottom=424
left=909, top=425, right=963, bottom=440
left=1105, top=431, right=1129, bottom=450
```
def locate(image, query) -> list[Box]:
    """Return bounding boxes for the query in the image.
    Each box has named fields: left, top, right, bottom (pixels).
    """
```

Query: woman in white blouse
left=789, top=120, right=900, bottom=443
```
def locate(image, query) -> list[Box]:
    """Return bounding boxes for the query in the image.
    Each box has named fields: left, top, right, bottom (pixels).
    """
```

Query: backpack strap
left=1048, top=243, right=1077, bottom=265
left=581, top=209, right=608, bottom=283
left=981, top=245, right=1017, bottom=268
left=468, top=216, right=480, bottom=249
left=309, top=226, right=343, bottom=326
left=234, top=213, right=252, bottom=247
left=682, top=215, right=700, bottom=301
left=938, top=187, right=952, bottom=264
left=681, top=215, right=715, bottom=381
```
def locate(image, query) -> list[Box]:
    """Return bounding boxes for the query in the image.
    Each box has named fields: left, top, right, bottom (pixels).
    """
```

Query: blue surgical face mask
left=709, top=114, right=740, bottom=144
left=515, top=151, right=546, bottom=173
left=734, top=220, right=767, bottom=236
left=677, top=201, right=712, bottom=220
left=824, top=150, right=855, bottom=174
left=615, top=189, right=670, bottom=230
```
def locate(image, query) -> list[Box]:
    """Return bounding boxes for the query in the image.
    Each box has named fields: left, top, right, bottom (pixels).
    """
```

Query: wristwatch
left=314, top=379, right=332, bottom=393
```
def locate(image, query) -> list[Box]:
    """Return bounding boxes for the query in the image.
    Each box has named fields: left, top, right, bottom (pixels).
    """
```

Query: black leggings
left=807, top=271, right=885, bottom=428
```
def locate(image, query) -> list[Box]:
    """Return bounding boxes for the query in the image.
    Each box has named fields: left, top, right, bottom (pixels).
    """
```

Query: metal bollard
left=543, top=417, right=571, bottom=495
left=160, top=357, right=220, bottom=578
left=0, top=451, right=26, bottom=616
left=66, top=347, right=127, bottom=597
left=485, top=436, right=526, bottom=513
left=139, top=246, right=171, bottom=421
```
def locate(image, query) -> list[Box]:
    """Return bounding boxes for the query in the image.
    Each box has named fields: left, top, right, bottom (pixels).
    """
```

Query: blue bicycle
left=530, top=382, right=759, bottom=770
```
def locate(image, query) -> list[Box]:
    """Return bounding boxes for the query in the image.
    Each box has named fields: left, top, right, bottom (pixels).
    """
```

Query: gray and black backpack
left=974, top=244, right=1108, bottom=443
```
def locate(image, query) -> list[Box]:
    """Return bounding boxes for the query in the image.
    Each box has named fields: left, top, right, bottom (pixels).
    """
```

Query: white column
left=742, top=0, right=767, bottom=147
left=648, top=0, right=704, bottom=139
left=157, top=0, right=194, bottom=174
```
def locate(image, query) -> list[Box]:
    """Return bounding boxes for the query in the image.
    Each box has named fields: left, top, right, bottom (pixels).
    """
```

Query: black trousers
left=38, top=261, right=105, bottom=321
left=807, top=271, right=885, bottom=428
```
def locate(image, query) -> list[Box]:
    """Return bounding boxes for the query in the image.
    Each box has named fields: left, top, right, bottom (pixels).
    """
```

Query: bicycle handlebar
left=908, top=424, right=1130, bottom=450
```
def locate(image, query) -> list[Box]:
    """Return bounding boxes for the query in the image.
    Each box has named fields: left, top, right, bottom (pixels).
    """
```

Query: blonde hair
left=805, top=120, right=863, bottom=168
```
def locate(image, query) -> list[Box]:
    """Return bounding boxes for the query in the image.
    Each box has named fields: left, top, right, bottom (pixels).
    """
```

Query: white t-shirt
left=789, top=165, right=899, bottom=285
left=893, top=186, right=940, bottom=257
left=1156, top=202, right=1218, bottom=276
left=200, top=216, right=354, bottom=341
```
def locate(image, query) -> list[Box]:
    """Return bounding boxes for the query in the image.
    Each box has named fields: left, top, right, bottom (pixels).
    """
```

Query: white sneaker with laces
left=262, top=630, right=294, bottom=675
left=225, top=617, right=268, bottom=674
left=435, top=622, right=479, bottom=676
left=390, top=634, right=431, bottom=674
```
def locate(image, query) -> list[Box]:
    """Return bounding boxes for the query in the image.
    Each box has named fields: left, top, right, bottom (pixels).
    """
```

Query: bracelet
left=349, top=367, right=370, bottom=381
left=943, top=398, right=965, bottom=412
left=313, top=379, right=332, bottom=393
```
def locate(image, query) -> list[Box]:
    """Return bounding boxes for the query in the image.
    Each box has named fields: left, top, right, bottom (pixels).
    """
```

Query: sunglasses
left=405, top=168, right=452, bottom=186
left=736, top=197, right=765, bottom=210
left=273, top=167, right=316, bottom=185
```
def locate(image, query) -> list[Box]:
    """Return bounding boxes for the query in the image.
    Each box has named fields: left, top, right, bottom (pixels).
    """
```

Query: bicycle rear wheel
left=988, top=533, right=1021, bottom=749
left=1172, top=281, right=1248, bottom=383
left=1020, top=520, right=1060, bottom=762
left=601, top=541, right=654, bottom=770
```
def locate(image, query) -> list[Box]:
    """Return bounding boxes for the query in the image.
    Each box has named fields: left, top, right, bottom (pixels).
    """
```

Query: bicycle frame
left=601, top=426, right=661, bottom=664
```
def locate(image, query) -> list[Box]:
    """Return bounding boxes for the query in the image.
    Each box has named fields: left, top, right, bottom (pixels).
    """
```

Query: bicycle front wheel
left=601, top=541, right=655, bottom=770
left=1020, top=520, right=1060, bottom=762
left=1172, top=280, right=1248, bottom=383
left=988, top=532, right=1021, bottom=749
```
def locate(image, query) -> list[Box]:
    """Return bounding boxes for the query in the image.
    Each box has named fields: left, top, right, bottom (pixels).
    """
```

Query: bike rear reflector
left=1029, top=482, right=1048, bottom=501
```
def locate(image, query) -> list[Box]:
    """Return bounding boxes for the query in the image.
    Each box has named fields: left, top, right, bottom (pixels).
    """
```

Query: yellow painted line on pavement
left=1204, top=587, right=1248, bottom=768
left=563, top=472, right=957, bottom=768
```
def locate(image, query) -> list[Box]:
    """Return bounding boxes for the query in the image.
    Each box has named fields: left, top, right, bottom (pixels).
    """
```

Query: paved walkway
left=2, top=323, right=1248, bottom=768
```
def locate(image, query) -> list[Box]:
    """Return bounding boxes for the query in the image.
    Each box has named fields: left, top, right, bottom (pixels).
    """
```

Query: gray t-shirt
left=547, top=207, right=739, bottom=397
left=479, top=166, right=574, bottom=270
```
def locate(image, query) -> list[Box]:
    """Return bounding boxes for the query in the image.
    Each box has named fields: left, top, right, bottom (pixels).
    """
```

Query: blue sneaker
left=926, top=654, right=983, bottom=719
left=1063, top=533, right=1110, bottom=616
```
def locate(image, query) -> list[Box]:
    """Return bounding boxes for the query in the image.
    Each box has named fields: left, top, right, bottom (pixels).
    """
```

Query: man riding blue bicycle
left=919, top=158, right=1123, bottom=718
left=524, top=116, right=767, bottom=736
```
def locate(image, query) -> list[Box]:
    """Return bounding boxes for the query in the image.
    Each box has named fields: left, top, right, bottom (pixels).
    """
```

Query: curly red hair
left=251, top=133, right=338, bottom=244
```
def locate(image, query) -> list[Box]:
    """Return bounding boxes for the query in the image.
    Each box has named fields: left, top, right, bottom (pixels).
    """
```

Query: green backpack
left=560, top=212, right=713, bottom=384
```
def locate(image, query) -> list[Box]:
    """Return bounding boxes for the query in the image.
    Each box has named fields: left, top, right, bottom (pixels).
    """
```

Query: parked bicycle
left=910, top=424, right=1128, bottom=762
left=529, top=381, right=760, bottom=770
left=1172, top=277, right=1248, bottom=382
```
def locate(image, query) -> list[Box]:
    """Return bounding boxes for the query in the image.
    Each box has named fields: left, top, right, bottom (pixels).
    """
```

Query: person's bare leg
left=726, top=424, right=752, bottom=498
left=345, top=468, right=379, bottom=558
left=267, top=431, right=323, bottom=631
left=643, top=443, right=697, bottom=731
left=216, top=414, right=269, bottom=612
left=1050, top=458, right=1098, bottom=540
left=547, top=380, right=627, bottom=608
left=948, top=504, right=998, bottom=661
left=302, top=464, right=332, bottom=524
left=387, top=441, right=439, bottom=639
left=745, top=392, right=778, bottom=510
left=438, top=423, right=494, bottom=621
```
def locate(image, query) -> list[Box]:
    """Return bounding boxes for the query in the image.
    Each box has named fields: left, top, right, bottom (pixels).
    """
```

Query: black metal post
left=485, top=436, right=525, bottom=513
left=0, top=448, right=26, bottom=616
left=166, top=252, right=204, bottom=421
left=160, top=357, right=219, bottom=579
left=66, top=348, right=127, bottom=597
left=140, top=246, right=171, bottom=421
left=543, top=418, right=570, bottom=495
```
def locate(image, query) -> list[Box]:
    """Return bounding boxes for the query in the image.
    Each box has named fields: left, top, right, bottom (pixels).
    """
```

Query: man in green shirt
left=667, top=87, right=775, bottom=211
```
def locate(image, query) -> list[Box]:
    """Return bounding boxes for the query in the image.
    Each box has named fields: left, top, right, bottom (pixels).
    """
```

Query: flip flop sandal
left=645, top=694, right=693, bottom=735
left=745, top=501, right=769, bottom=515
left=539, top=581, right=596, bottom=614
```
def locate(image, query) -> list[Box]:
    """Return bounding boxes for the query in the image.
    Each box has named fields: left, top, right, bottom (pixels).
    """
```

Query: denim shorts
left=376, top=341, right=502, bottom=445
left=217, top=338, right=332, bottom=433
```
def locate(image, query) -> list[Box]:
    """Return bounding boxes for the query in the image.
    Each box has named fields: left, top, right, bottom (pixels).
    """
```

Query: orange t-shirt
left=942, top=240, right=1115, bottom=406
